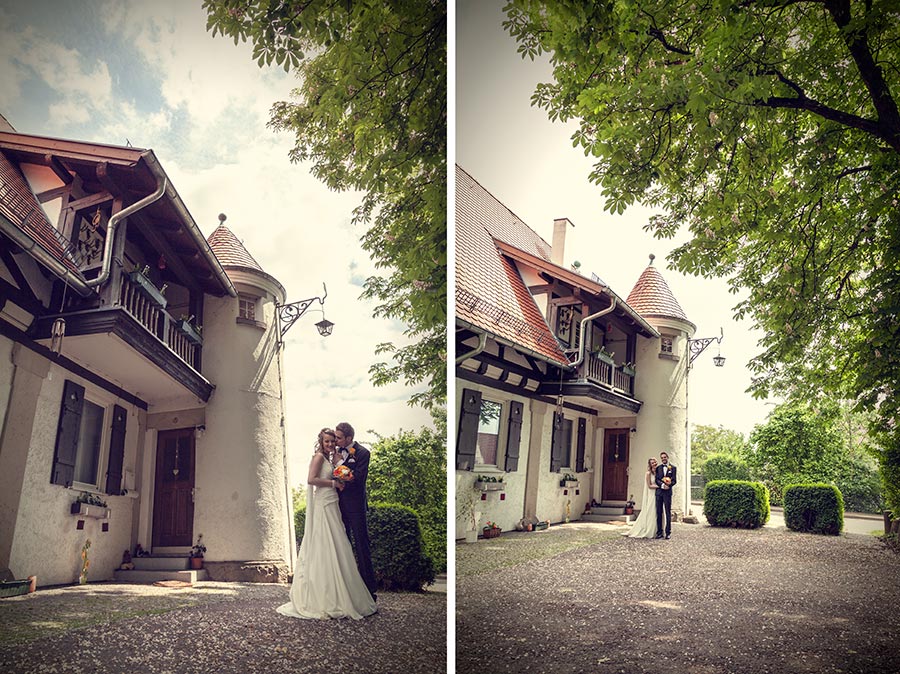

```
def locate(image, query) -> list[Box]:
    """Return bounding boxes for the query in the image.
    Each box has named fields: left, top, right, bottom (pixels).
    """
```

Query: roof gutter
left=85, top=174, right=167, bottom=288
left=141, top=152, right=238, bottom=298
left=455, top=330, right=487, bottom=365
left=0, top=214, right=93, bottom=297
left=568, top=297, right=617, bottom=368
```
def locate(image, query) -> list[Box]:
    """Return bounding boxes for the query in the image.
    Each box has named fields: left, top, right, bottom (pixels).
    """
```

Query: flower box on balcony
left=128, top=271, right=167, bottom=309
left=177, top=320, right=203, bottom=345
left=70, top=502, right=110, bottom=519
left=622, top=364, right=636, bottom=376
left=594, top=350, right=615, bottom=366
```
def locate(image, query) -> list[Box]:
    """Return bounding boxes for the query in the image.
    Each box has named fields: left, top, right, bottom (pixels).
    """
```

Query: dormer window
left=239, top=294, right=258, bottom=321
left=661, top=334, right=674, bottom=354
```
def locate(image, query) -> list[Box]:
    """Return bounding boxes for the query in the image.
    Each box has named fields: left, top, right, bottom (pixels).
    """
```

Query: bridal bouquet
left=333, top=464, right=354, bottom=482
left=662, top=476, right=672, bottom=486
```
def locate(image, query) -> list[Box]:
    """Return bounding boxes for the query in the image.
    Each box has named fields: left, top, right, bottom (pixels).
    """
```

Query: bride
left=627, top=457, right=660, bottom=539
left=276, top=428, right=377, bottom=620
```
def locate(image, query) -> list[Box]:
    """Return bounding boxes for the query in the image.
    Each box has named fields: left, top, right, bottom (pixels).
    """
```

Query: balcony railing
left=119, top=274, right=201, bottom=370
left=583, top=351, right=635, bottom=397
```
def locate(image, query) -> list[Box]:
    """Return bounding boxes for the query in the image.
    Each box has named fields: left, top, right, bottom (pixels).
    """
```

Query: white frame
left=70, top=388, right=115, bottom=492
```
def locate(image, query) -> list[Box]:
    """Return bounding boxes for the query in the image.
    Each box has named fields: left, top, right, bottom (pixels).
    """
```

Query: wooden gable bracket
left=131, top=211, right=203, bottom=295
left=95, top=162, right=121, bottom=195
left=42, top=154, right=73, bottom=184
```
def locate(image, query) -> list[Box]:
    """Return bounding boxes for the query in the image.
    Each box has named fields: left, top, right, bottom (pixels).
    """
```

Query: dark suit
left=338, top=440, right=377, bottom=599
left=655, top=463, right=678, bottom=537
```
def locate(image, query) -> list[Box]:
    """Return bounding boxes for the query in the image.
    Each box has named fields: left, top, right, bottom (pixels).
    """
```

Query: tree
left=368, top=425, right=447, bottom=572
left=691, top=424, right=748, bottom=473
left=204, top=0, right=447, bottom=409
left=504, top=0, right=900, bottom=510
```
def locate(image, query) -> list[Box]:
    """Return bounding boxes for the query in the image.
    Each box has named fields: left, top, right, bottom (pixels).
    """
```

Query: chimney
left=551, top=217, right=573, bottom=266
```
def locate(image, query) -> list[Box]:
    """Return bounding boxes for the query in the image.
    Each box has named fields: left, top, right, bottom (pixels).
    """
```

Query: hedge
left=704, top=480, right=770, bottom=529
left=368, top=502, right=436, bottom=591
left=294, top=504, right=307, bottom=547
left=783, top=484, right=844, bottom=535
left=702, top=454, right=751, bottom=483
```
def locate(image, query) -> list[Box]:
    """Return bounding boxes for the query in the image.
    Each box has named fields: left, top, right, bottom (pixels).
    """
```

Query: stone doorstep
left=582, top=513, right=632, bottom=524
left=112, top=569, right=208, bottom=584
left=132, top=557, right=190, bottom=571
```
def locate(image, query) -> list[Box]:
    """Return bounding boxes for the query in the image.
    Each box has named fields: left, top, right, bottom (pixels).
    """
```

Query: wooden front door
left=152, top=429, right=195, bottom=548
left=602, top=428, right=629, bottom=501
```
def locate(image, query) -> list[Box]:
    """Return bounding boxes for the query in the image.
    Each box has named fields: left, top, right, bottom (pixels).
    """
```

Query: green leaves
left=506, top=0, right=900, bottom=497
left=205, top=0, right=447, bottom=410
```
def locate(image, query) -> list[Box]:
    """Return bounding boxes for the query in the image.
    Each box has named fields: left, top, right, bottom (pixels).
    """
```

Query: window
left=476, top=399, right=502, bottom=465
left=239, top=294, right=258, bottom=321
left=550, top=413, right=574, bottom=472
left=74, top=399, right=105, bottom=486
left=661, top=335, right=674, bottom=354
left=51, top=381, right=127, bottom=494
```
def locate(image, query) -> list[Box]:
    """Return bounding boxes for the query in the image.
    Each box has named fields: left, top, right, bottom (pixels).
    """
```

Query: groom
left=334, top=421, right=377, bottom=601
left=655, top=451, right=677, bottom=539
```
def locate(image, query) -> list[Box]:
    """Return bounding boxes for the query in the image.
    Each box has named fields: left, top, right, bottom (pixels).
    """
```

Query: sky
left=0, top=0, right=434, bottom=488
left=456, top=0, right=777, bottom=437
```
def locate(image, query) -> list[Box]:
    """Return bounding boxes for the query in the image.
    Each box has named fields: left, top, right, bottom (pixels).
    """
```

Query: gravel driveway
left=457, top=521, right=900, bottom=674
left=0, top=582, right=446, bottom=673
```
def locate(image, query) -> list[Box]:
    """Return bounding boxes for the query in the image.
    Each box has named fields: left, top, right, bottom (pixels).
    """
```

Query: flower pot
left=482, top=527, right=501, bottom=539
left=190, top=557, right=204, bottom=570
left=464, top=530, right=479, bottom=544
left=177, top=320, right=202, bottom=345
left=128, top=271, right=167, bottom=309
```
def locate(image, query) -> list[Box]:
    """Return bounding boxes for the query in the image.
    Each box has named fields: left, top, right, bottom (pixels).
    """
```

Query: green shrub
left=783, top=484, right=844, bottom=535
left=834, top=458, right=884, bottom=514
left=703, top=480, right=770, bottom=529
left=702, top=453, right=751, bottom=482
left=369, top=502, right=435, bottom=592
left=294, top=503, right=307, bottom=547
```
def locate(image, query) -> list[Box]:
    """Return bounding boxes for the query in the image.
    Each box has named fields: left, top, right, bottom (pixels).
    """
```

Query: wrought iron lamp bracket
left=275, top=283, right=331, bottom=341
left=688, top=327, right=724, bottom=367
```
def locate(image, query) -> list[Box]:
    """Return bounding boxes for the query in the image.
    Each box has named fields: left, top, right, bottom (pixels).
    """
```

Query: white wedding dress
left=276, top=459, right=376, bottom=620
left=627, top=470, right=659, bottom=539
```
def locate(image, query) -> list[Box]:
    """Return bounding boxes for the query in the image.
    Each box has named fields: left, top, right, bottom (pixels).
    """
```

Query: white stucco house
left=0, top=117, right=295, bottom=586
left=455, top=165, right=697, bottom=538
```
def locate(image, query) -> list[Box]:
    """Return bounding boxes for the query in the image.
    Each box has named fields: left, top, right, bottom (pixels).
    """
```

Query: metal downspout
left=456, top=331, right=487, bottom=365
left=0, top=216, right=93, bottom=297
left=568, top=296, right=617, bottom=368
left=85, top=176, right=167, bottom=288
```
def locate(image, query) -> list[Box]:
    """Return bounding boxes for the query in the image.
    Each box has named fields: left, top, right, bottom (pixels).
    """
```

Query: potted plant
left=190, top=534, right=206, bottom=569
left=595, top=346, right=615, bottom=366
left=128, top=265, right=168, bottom=309
left=482, top=520, right=502, bottom=539
left=70, top=492, right=110, bottom=519
left=622, top=362, right=636, bottom=376
left=475, top=474, right=505, bottom=491
left=177, top=315, right=203, bottom=345
left=624, top=497, right=636, bottom=516
left=560, top=473, right=578, bottom=488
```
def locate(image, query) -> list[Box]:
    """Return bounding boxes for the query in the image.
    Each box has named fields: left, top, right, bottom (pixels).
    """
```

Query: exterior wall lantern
left=688, top=327, right=725, bottom=368
left=275, top=283, right=332, bottom=343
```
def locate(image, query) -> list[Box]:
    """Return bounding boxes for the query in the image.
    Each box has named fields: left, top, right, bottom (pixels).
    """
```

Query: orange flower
left=348, top=446, right=356, bottom=456
left=333, top=465, right=354, bottom=482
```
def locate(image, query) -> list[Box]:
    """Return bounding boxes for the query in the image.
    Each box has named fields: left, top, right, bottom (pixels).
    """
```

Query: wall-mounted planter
left=177, top=320, right=203, bottom=345
left=70, top=502, right=110, bottom=519
left=476, top=481, right=505, bottom=492
left=128, top=271, right=167, bottom=309
left=560, top=480, right=579, bottom=488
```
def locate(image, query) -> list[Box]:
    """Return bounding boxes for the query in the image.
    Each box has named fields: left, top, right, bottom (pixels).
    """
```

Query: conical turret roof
left=626, top=255, right=695, bottom=329
left=207, top=221, right=264, bottom=273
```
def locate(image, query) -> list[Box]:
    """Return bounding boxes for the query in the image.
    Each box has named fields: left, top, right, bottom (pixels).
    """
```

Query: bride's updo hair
left=316, top=428, right=336, bottom=455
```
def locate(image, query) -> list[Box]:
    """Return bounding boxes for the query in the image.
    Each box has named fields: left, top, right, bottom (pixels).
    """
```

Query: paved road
left=689, top=501, right=883, bottom=535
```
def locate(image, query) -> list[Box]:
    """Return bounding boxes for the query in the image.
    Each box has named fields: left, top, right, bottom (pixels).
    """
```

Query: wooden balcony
left=583, top=351, right=635, bottom=397
left=31, top=273, right=211, bottom=403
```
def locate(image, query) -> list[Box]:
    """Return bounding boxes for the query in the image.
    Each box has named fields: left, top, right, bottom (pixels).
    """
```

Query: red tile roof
left=456, top=165, right=569, bottom=366
left=207, top=223, right=264, bottom=272
left=0, top=150, right=81, bottom=273
left=626, top=257, right=695, bottom=329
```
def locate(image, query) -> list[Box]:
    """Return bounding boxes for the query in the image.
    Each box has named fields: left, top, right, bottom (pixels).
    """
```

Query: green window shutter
left=105, top=405, right=127, bottom=495
left=550, top=412, right=564, bottom=472
left=504, top=400, right=523, bottom=472
left=456, top=388, right=482, bottom=471
left=575, top=417, right=587, bottom=473
left=51, top=380, right=84, bottom=487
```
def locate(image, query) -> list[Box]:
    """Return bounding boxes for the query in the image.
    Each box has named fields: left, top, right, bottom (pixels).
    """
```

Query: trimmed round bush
left=702, top=453, right=751, bottom=482
left=783, top=484, right=844, bottom=535
left=704, top=480, right=770, bottom=529
left=369, top=502, right=436, bottom=592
